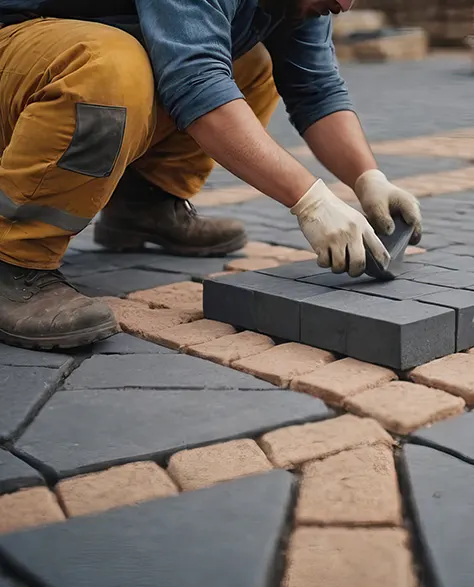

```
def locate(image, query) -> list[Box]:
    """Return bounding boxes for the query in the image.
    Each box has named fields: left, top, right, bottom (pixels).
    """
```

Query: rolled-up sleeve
left=136, top=0, right=244, bottom=130
left=264, top=16, right=354, bottom=136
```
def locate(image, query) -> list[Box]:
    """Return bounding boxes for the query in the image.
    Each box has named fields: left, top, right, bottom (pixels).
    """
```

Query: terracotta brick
left=282, top=250, right=317, bottom=262
left=405, top=246, right=426, bottom=256
left=57, top=461, right=178, bottom=517
left=410, top=354, right=474, bottom=405
left=187, top=331, right=275, bottom=366
left=128, top=281, right=203, bottom=313
left=0, top=488, right=64, bottom=534
left=292, top=358, right=397, bottom=407
left=296, top=445, right=402, bottom=526
left=207, top=270, right=238, bottom=279
left=154, top=319, right=236, bottom=350
left=345, top=381, right=465, bottom=435
left=240, top=242, right=299, bottom=259
left=233, top=343, right=336, bottom=387
left=167, top=439, right=273, bottom=491
left=118, top=306, right=201, bottom=343
left=283, top=527, right=416, bottom=587
left=101, top=297, right=147, bottom=326
left=192, top=186, right=261, bottom=207
left=224, top=257, right=282, bottom=272
left=259, top=414, right=392, bottom=469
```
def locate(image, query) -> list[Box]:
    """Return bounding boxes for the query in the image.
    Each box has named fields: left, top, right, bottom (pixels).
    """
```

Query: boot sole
left=0, top=318, right=119, bottom=351
left=94, top=223, right=248, bottom=257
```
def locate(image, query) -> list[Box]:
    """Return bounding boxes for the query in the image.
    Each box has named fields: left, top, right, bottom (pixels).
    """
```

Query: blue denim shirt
left=0, top=0, right=354, bottom=134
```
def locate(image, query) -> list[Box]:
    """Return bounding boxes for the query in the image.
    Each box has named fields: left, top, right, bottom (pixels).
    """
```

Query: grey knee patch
left=58, top=103, right=127, bottom=178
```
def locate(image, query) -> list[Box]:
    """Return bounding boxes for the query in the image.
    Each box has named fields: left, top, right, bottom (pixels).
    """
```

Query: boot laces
left=19, top=269, right=69, bottom=289
left=183, top=199, right=198, bottom=217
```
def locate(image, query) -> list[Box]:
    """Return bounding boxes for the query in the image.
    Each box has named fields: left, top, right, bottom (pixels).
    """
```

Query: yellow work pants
left=0, top=18, right=279, bottom=269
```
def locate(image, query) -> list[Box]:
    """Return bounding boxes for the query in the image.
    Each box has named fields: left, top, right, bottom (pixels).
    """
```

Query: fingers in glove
left=366, top=201, right=395, bottom=237
left=330, top=245, right=349, bottom=274
left=317, top=248, right=331, bottom=269
left=389, top=196, right=422, bottom=245
left=364, top=229, right=390, bottom=270
left=346, top=239, right=366, bottom=278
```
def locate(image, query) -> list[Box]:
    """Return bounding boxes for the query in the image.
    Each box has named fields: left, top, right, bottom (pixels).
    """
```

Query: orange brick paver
left=224, top=257, right=282, bottom=272
left=167, top=439, right=273, bottom=491
left=57, top=462, right=178, bottom=517
left=345, top=381, right=465, bottom=435
left=292, top=358, right=397, bottom=406
left=187, top=331, right=275, bottom=366
left=128, top=281, right=203, bottom=313
left=154, top=319, right=236, bottom=350
left=296, top=445, right=402, bottom=526
left=259, top=415, right=393, bottom=469
left=0, top=488, right=65, bottom=534
left=118, top=306, right=202, bottom=342
left=241, top=242, right=303, bottom=259
left=283, top=527, right=416, bottom=587
left=233, top=342, right=336, bottom=387
left=410, top=354, right=474, bottom=405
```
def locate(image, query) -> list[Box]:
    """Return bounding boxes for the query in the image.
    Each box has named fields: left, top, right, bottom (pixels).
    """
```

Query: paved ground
left=1, top=52, right=474, bottom=587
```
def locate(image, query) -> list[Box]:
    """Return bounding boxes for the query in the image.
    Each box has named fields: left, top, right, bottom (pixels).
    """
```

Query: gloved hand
left=291, top=179, right=390, bottom=277
left=355, top=169, right=422, bottom=245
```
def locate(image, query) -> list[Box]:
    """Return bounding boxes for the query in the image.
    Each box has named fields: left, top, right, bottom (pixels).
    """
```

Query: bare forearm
left=303, top=111, right=377, bottom=189
left=187, top=99, right=316, bottom=207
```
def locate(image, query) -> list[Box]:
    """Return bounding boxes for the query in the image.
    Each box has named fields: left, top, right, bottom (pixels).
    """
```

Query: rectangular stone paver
left=296, top=445, right=402, bottom=526
left=128, top=281, right=203, bottom=313
left=0, top=488, right=65, bottom=534
left=117, top=305, right=201, bottom=341
left=410, top=354, right=474, bottom=405
left=187, top=331, right=275, bottom=367
left=283, top=527, right=416, bottom=587
left=291, top=358, right=397, bottom=407
left=259, top=415, right=393, bottom=469
left=167, top=439, right=273, bottom=491
left=233, top=343, right=336, bottom=388
left=224, top=258, right=282, bottom=272
left=57, top=461, right=178, bottom=517
left=153, top=319, right=236, bottom=350
left=345, top=381, right=465, bottom=435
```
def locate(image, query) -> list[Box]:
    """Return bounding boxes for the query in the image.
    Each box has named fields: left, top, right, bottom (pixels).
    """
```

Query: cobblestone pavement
left=1, top=53, right=473, bottom=587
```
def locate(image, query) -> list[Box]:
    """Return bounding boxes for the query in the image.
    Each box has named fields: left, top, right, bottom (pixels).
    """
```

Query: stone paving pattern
left=1, top=53, right=474, bottom=587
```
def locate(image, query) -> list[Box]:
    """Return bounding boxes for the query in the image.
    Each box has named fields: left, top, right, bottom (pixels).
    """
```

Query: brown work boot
left=0, top=260, right=118, bottom=350
left=94, top=168, right=247, bottom=256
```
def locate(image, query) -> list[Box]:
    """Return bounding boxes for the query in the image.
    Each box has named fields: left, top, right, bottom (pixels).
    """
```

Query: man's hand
left=291, top=180, right=390, bottom=277
left=355, top=170, right=422, bottom=245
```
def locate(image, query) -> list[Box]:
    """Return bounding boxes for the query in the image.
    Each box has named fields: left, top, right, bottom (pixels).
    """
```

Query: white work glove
left=355, top=169, right=422, bottom=245
left=291, top=179, right=390, bottom=277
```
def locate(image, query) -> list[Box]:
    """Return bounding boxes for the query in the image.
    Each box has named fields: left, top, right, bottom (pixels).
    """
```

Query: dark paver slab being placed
left=401, top=444, right=474, bottom=587
left=411, top=270, right=474, bottom=289
left=412, top=412, right=474, bottom=463
left=92, top=334, right=177, bottom=355
left=0, top=471, right=294, bottom=587
left=72, top=269, right=187, bottom=297
left=64, top=353, right=276, bottom=391
left=0, top=366, right=69, bottom=443
left=15, top=387, right=330, bottom=475
left=204, top=270, right=457, bottom=369
left=203, top=272, right=330, bottom=341
left=418, top=290, right=474, bottom=351
left=0, top=449, right=43, bottom=494
left=0, top=569, right=28, bottom=587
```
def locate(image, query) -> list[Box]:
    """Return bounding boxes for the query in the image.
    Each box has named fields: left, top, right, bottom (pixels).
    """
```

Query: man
left=0, top=0, right=422, bottom=350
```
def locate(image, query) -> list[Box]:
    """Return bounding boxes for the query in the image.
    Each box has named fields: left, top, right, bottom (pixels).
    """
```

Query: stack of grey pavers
left=204, top=253, right=474, bottom=370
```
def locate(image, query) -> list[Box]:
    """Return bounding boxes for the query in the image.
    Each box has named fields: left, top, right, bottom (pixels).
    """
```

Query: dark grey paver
left=203, top=273, right=257, bottom=331
left=412, top=253, right=474, bottom=272
left=441, top=245, right=474, bottom=257
left=418, top=289, right=474, bottom=351
left=15, top=388, right=330, bottom=475
left=300, top=272, right=372, bottom=288
left=0, top=366, right=67, bottom=443
left=64, top=353, right=276, bottom=390
left=0, top=345, right=74, bottom=369
left=0, top=471, right=295, bottom=587
left=300, top=291, right=455, bottom=370
left=401, top=444, right=474, bottom=587
left=92, top=333, right=176, bottom=355
left=412, top=412, right=474, bottom=462
left=72, top=269, right=187, bottom=297
left=0, top=449, right=43, bottom=494
left=412, top=270, right=474, bottom=289
left=136, top=254, right=233, bottom=279
left=340, top=278, right=451, bottom=301
left=257, top=260, right=326, bottom=280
